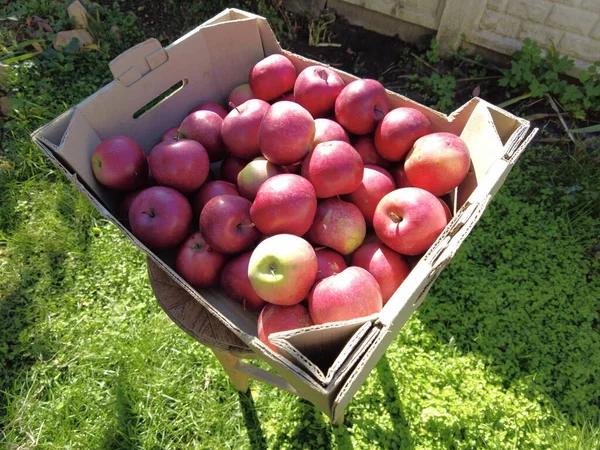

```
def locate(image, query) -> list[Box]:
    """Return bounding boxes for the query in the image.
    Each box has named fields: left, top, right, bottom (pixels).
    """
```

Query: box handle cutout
left=132, top=79, right=188, bottom=119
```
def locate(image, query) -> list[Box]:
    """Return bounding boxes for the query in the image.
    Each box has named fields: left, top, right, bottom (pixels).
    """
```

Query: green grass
left=1, top=1, right=599, bottom=448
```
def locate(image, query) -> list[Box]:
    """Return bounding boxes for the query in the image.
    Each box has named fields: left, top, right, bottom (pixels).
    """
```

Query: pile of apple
left=90, top=53, right=471, bottom=353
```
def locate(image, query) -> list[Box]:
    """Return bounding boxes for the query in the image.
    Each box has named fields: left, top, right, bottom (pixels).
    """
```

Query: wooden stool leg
left=211, top=349, right=250, bottom=393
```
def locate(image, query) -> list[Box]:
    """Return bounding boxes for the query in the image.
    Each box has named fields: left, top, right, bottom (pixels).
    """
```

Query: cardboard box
left=31, top=8, right=537, bottom=422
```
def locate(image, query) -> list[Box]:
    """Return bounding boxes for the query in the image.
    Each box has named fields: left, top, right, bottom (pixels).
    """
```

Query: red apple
left=119, top=189, right=143, bottom=222
left=220, top=155, right=250, bottom=185
left=228, top=84, right=255, bottom=109
left=179, top=110, right=226, bottom=162
left=161, top=127, right=179, bottom=142
left=308, top=266, right=382, bottom=325
left=312, top=118, right=350, bottom=149
left=220, top=251, right=267, bottom=312
left=404, top=132, right=471, bottom=196
left=439, top=196, right=453, bottom=222
left=128, top=186, right=192, bottom=249
left=249, top=54, right=297, bottom=102
left=258, top=304, right=313, bottom=352
left=250, top=174, right=317, bottom=236
left=199, top=195, right=259, bottom=254
left=374, top=107, right=432, bottom=162
left=190, top=101, right=228, bottom=119
left=334, top=79, right=390, bottom=135
left=390, top=164, right=412, bottom=189
left=352, top=134, right=391, bottom=168
left=351, top=241, right=410, bottom=304
left=315, top=248, right=347, bottom=282
left=373, top=187, right=449, bottom=256
left=301, top=140, right=363, bottom=198
left=221, top=99, right=270, bottom=160
left=279, top=92, right=295, bottom=102
left=294, top=65, right=345, bottom=118
left=248, top=234, right=318, bottom=306
left=175, top=232, right=228, bottom=288
left=343, top=165, right=395, bottom=226
left=191, top=180, right=239, bottom=218
left=91, top=136, right=148, bottom=191
left=148, top=139, right=209, bottom=193
left=306, top=198, right=366, bottom=255
left=237, top=157, right=285, bottom=201
left=259, top=101, right=315, bottom=165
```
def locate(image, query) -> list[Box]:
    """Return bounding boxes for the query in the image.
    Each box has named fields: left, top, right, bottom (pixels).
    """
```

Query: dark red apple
left=294, top=65, right=345, bottom=118
left=148, top=139, right=210, bottom=193
left=308, top=266, right=383, bottom=325
left=175, top=232, right=228, bottom=288
left=220, top=251, right=267, bottom=312
left=259, top=101, right=315, bottom=165
left=374, top=107, right=432, bottom=162
left=221, top=99, right=270, bottom=160
left=179, top=110, right=226, bottom=162
left=190, top=101, right=228, bottom=119
left=334, top=79, right=390, bottom=135
left=351, top=241, right=411, bottom=304
left=199, top=195, right=259, bottom=254
left=312, top=118, right=350, bottom=149
left=220, top=155, right=250, bottom=185
left=119, top=189, right=143, bottom=222
left=228, top=83, right=255, bottom=108
left=344, top=165, right=395, bottom=226
left=301, top=140, right=363, bottom=198
left=191, top=180, right=239, bottom=218
left=352, top=134, right=391, bottom=168
left=161, top=127, right=179, bottom=142
left=404, top=132, right=471, bottom=196
left=249, top=54, right=297, bottom=102
left=315, top=248, right=347, bottom=282
left=91, top=136, right=148, bottom=191
left=373, top=187, right=449, bottom=256
left=128, top=186, right=192, bottom=249
left=250, top=174, right=317, bottom=237
left=258, top=304, right=313, bottom=352
left=306, top=198, right=366, bottom=255
left=390, top=164, right=412, bottom=189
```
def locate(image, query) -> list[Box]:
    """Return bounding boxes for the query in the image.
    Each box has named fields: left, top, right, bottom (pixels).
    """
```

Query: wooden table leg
left=212, top=348, right=250, bottom=393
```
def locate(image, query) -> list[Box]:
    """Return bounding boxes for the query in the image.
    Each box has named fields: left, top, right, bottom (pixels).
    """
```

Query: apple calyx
left=228, top=101, right=241, bottom=114
left=192, top=243, right=204, bottom=252
left=389, top=212, right=402, bottom=224
left=141, top=209, right=156, bottom=218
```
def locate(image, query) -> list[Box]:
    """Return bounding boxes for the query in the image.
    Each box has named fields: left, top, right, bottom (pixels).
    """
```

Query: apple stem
left=141, top=209, right=156, bottom=218
left=229, top=101, right=241, bottom=114
left=389, top=212, right=402, bottom=223
left=175, top=129, right=183, bottom=140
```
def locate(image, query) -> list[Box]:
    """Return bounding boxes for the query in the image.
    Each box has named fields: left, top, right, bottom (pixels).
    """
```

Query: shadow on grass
left=101, top=371, right=142, bottom=450
left=237, top=389, right=268, bottom=450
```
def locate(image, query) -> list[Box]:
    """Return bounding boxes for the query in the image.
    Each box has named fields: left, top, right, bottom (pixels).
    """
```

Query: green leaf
left=1, top=52, right=40, bottom=64
left=568, top=124, right=600, bottom=133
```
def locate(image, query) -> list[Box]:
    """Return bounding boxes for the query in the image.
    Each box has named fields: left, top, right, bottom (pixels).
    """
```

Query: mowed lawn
left=1, top=1, right=599, bottom=449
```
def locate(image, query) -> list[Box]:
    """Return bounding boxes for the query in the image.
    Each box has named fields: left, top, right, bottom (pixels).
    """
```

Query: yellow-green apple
left=352, top=134, right=391, bottom=168
left=249, top=54, right=297, bottom=102
left=190, top=101, right=228, bottom=119
left=258, top=304, right=313, bottom=352
left=91, top=136, right=148, bottom=191
left=259, top=101, right=315, bottom=165
left=179, top=110, right=226, bottom=162
left=350, top=241, right=410, bottom=304
left=199, top=195, right=259, bottom=254
left=128, top=186, right=192, bottom=249
left=390, top=164, right=412, bottom=188
left=373, top=187, right=449, bottom=255
left=315, top=248, right=347, bottom=282
left=293, top=65, right=345, bottom=118
left=237, top=157, right=285, bottom=201
left=228, top=84, right=254, bottom=108
left=221, top=99, right=270, bottom=160
left=148, top=139, right=209, bottom=193
left=306, top=198, right=366, bottom=255
left=220, top=155, right=250, bottom=185
left=250, top=174, right=317, bottom=236
left=312, top=118, right=350, bottom=149
left=191, top=180, right=239, bottom=218
left=175, top=231, right=228, bottom=288
left=248, top=234, right=317, bottom=306
left=220, top=251, right=267, bottom=312
left=334, top=79, right=390, bottom=135
left=374, top=107, right=432, bottom=161
left=343, top=165, right=395, bottom=226
left=161, top=127, right=179, bottom=142
left=404, top=132, right=471, bottom=196
left=308, top=266, right=382, bottom=325
left=301, top=140, right=363, bottom=198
